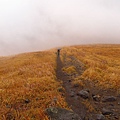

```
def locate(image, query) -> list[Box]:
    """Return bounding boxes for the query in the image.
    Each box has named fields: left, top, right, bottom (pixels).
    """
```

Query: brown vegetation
left=0, top=44, right=119, bottom=119
left=0, top=50, right=68, bottom=120
left=61, top=44, right=120, bottom=90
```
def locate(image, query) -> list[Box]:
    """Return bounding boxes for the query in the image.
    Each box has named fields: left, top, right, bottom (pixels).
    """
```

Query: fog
left=0, top=0, right=120, bottom=56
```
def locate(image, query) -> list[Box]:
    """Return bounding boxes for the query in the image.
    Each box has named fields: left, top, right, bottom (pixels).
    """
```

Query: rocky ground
left=46, top=55, right=120, bottom=120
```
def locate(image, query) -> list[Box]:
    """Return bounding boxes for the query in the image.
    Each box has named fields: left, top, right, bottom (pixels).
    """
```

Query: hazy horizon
left=0, top=0, right=120, bottom=56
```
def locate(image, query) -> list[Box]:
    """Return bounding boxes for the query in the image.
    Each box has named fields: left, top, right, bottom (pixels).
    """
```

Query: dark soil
left=56, top=55, right=87, bottom=119
left=54, top=55, right=120, bottom=120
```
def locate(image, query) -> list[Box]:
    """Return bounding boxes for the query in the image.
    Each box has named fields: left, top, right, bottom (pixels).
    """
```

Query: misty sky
left=0, top=0, right=120, bottom=56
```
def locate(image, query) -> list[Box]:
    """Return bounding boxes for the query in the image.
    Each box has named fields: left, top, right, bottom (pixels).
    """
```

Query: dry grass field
left=0, top=50, right=68, bottom=120
left=0, top=44, right=119, bottom=119
left=61, top=44, right=120, bottom=90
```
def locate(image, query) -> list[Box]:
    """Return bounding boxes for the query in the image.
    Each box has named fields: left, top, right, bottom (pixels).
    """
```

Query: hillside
left=0, top=44, right=120, bottom=120
left=61, top=44, right=120, bottom=90
left=0, top=50, right=68, bottom=120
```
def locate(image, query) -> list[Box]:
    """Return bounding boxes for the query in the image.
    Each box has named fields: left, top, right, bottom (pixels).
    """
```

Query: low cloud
left=0, top=0, right=120, bottom=56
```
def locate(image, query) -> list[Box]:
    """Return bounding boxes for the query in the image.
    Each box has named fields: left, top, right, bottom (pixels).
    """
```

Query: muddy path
left=56, top=55, right=120, bottom=120
left=56, top=55, right=86, bottom=119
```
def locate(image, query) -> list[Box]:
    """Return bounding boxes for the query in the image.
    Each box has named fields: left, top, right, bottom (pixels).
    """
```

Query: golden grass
left=62, top=66, right=77, bottom=75
left=0, top=44, right=119, bottom=119
left=0, top=50, right=68, bottom=120
left=61, top=44, right=120, bottom=90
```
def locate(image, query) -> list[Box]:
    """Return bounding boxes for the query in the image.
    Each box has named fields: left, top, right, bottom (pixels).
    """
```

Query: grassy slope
left=61, top=44, right=120, bottom=90
left=0, top=50, right=67, bottom=120
left=0, top=44, right=120, bottom=119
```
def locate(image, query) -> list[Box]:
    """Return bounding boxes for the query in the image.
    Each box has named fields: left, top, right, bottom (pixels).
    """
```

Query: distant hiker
left=57, top=48, right=61, bottom=56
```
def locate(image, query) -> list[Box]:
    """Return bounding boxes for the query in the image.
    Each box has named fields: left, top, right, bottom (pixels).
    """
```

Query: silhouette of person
left=57, top=48, right=61, bottom=56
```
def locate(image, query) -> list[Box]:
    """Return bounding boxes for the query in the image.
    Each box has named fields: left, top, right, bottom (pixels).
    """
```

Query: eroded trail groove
left=56, top=55, right=86, bottom=119
left=55, top=55, right=120, bottom=120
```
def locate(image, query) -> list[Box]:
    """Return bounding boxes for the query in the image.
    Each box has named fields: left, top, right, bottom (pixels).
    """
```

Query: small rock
left=109, top=103, right=114, bottom=106
left=70, top=92, right=75, bottom=97
left=102, top=108, right=113, bottom=115
left=96, top=114, right=106, bottom=120
left=102, top=96, right=117, bottom=102
left=74, top=83, right=79, bottom=87
left=61, top=93, right=64, bottom=97
left=57, top=87, right=64, bottom=92
left=6, top=104, right=12, bottom=108
left=118, top=102, right=120, bottom=105
left=46, top=107, right=82, bottom=120
left=24, top=99, right=30, bottom=104
left=84, top=89, right=90, bottom=93
left=92, top=95, right=101, bottom=102
left=77, top=90, right=89, bottom=99
left=114, top=116, right=119, bottom=119
left=68, top=80, right=72, bottom=82
left=36, top=97, right=40, bottom=101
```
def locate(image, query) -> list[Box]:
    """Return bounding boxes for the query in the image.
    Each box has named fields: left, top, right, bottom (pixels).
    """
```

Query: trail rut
left=56, top=55, right=86, bottom=119
left=55, top=55, right=120, bottom=120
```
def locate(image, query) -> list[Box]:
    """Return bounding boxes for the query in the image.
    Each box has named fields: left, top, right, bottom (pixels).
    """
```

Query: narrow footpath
left=47, top=54, right=120, bottom=120
left=56, top=55, right=86, bottom=119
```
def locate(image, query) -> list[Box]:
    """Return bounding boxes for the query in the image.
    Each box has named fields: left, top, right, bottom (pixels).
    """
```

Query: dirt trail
left=56, top=55, right=120, bottom=120
left=56, top=55, right=87, bottom=119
